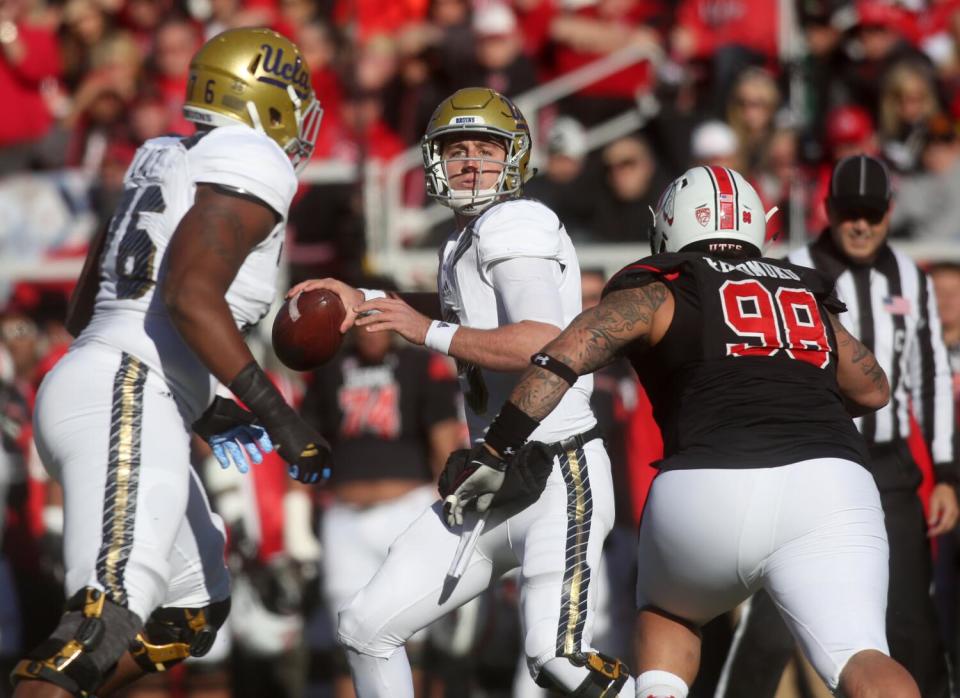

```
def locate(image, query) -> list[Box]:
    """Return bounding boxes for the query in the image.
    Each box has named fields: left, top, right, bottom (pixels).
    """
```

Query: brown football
left=272, top=289, right=346, bottom=371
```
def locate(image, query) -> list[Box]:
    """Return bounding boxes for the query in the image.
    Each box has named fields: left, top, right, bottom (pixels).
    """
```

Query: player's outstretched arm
left=829, top=312, right=890, bottom=417
left=438, top=282, right=671, bottom=526
left=510, top=283, right=671, bottom=423
left=165, top=185, right=331, bottom=484
left=164, top=183, right=276, bottom=383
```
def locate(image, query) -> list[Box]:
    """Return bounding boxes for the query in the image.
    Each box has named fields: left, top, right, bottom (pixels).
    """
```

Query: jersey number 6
left=719, top=279, right=830, bottom=368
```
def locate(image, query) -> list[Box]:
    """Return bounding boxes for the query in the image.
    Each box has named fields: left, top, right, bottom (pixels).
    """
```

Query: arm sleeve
left=909, top=270, right=957, bottom=482
left=476, top=201, right=563, bottom=275
left=189, top=128, right=297, bottom=221
left=488, top=256, right=565, bottom=327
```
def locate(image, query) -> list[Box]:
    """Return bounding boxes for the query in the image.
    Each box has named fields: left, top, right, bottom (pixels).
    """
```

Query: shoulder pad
left=603, top=253, right=690, bottom=297
left=189, top=125, right=297, bottom=219
left=476, top=199, right=562, bottom=270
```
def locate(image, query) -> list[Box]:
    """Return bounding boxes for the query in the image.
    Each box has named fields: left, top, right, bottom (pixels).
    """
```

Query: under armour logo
left=503, top=446, right=517, bottom=456
left=437, top=322, right=450, bottom=328
left=533, top=354, right=550, bottom=366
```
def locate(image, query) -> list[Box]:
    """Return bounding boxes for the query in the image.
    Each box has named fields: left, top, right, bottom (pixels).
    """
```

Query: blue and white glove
left=194, top=396, right=273, bottom=474
left=209, top=425, right=273, bottom=474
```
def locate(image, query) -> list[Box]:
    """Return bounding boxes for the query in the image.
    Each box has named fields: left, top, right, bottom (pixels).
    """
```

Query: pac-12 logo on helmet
left=650, top=166, right=770, bottom=256
left=183, top=27, right=323, bottom=173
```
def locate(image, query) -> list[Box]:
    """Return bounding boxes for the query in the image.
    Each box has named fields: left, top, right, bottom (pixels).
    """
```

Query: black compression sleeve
left=483, top=401, right=541, bottom=457
left=228, top=362, right=298, bottom=431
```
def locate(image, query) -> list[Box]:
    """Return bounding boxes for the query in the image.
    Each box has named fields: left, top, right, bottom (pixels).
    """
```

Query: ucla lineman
left=11, top=28, right=331, bottom=698
left=292, top=88, right=633, bottom=697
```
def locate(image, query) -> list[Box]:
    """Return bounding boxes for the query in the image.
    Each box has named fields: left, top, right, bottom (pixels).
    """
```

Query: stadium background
left=1, top=0, right=960, bottom=696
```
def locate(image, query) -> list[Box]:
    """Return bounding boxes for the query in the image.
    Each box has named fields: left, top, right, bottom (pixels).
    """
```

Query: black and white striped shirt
left=789, top=233, right=957, bottom=482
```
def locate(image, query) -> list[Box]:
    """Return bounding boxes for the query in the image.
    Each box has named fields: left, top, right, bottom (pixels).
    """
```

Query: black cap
left=828, top=154, right=891, bottom=219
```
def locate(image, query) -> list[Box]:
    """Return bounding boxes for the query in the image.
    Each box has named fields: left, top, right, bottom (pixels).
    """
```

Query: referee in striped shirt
left=716, top=154, right=959, bottom=698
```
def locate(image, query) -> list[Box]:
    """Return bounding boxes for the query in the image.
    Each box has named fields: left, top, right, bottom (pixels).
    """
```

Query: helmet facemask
left=423, top=127, right=529, bottom=216
left=284, top=86, right=323, bottom=174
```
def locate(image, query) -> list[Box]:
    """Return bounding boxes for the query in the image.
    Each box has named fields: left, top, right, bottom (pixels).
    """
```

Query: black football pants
left=716, top=489, right=950, bottom=697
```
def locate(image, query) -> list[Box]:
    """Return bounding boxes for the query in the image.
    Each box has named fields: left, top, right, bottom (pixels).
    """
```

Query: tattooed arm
left=829, top=312, right=890, bottom=417
left=163, top=183, right=279, bottom=385
left=508, top=282, right=673, bottom=422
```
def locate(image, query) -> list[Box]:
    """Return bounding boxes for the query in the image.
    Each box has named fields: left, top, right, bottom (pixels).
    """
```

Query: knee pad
left=536, top=651, right=631, bottom=697
left=129, top=597, right=230, bottom=674
left=11, top=587, right=142, bottom=697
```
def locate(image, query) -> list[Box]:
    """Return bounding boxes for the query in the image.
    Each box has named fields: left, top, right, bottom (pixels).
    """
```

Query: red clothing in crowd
left=514, top=0, right=557, bottom=60
left=549, top=3, right=661, bottom=98
left=151, top=73, right=195, bottom=137
left=0, top=23, right=61, bottom=147
left=675, top=0, right=779, bottom=62
left=625, top=383, right=662, bottom=527
left=311, top=108, right=404, bottom=163
left=332, top=0, right=428, bottom=43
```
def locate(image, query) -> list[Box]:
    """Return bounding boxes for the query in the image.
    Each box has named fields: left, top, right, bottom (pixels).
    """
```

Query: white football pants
left=636, top=458, right=889, bottom=691
left=338, top=438, right=622, bottom=695
left=34, top=343, right=230, bottom=622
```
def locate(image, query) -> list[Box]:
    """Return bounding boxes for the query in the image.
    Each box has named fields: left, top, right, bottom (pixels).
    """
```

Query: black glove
left=439, top=441, right=552, bottom=516
left=193, top=396, right=258, bottom=440
left=229, top=363, right=332, bottom=484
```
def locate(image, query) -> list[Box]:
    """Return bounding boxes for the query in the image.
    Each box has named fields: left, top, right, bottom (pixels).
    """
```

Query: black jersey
left=603, top=252, right=869, bottom=471
left=300, top=347, right=461, bottom=485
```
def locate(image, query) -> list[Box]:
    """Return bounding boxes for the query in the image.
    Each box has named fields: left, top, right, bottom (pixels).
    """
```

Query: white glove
left=442, top=445, right=507, bottom=527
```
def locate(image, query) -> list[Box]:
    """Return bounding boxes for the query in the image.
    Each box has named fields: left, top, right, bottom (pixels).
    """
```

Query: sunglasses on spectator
left=832, top=205, right=886, bottom=224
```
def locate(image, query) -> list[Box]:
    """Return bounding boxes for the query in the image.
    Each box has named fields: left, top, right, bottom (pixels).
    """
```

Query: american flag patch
left=883, top=295, right=911, bottom=315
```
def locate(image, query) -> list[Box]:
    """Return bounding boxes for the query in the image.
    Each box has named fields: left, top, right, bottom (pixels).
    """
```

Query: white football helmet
left=650, top=166, right=768, bottom=256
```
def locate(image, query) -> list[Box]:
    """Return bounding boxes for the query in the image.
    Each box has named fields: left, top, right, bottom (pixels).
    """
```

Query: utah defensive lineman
left=11, top=28, right=330, bottom=698
left=467, top=166, right=921, bottom=698
left=290, top=88, right=632, bottom=696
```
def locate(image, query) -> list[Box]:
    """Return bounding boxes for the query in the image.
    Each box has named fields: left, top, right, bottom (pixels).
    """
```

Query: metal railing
left=365, top=42, right=664, bottom=280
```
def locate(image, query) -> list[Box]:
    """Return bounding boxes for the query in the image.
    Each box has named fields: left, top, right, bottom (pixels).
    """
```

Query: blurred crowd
left=3, top=0, right=960, bottom=279
left=3, top=0, right=960, bottom=696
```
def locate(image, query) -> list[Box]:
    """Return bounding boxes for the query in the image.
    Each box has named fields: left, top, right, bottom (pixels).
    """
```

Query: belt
left=547, top=424, right=604, bottom=457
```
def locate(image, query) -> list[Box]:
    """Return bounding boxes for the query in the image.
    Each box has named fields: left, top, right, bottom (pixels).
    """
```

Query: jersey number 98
left=719, top=279, right=830, bottom=368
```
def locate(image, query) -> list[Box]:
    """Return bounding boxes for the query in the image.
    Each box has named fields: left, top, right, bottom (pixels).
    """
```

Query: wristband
left=358, top=288, right=387, bottom=302
left=483, top=401, right=540, bottom=458
left=530, top=352, right=578, bottom=386
left=425, top=320, right=459, bottom=355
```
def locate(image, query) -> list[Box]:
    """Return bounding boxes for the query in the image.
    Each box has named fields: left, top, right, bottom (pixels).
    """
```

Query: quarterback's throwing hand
left=440, top=445, right=507, bottom=527
left=354, top=297, right=431, bottom=345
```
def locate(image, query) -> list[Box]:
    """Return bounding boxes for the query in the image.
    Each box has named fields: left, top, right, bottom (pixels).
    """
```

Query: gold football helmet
left=183, top=27, right=323, bottom=173
left=422, top=87, right=532, bottom=215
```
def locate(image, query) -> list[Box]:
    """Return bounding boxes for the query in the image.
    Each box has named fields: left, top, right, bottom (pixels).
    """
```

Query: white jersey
left=437, top=198, right=595, bottom=444
left=74, top=125, right=296, bottom=420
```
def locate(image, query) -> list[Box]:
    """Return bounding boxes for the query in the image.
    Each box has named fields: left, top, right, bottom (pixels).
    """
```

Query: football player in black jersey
left=446, top=166, right=919, bottom=698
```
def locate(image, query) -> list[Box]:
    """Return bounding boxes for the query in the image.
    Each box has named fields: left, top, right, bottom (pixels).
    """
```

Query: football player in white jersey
left=289, top=87, right=633, bottom=697
left=11, top=28, right=331, bottom=698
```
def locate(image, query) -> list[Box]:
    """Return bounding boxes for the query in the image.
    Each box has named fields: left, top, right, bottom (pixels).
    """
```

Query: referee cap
left=828, top=154, right=891, bottom=220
